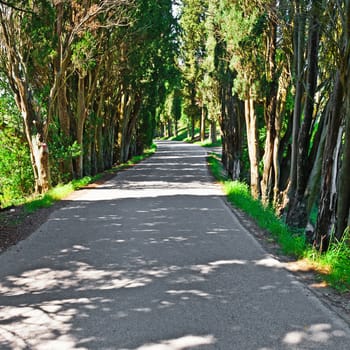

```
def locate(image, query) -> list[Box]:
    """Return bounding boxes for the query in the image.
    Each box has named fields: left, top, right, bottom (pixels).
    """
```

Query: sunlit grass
left=168, top=128, right=189, bottom=142
left=20, top=144, right=157, bottom=214
left=195, top=137, right=222, bottom=148
left=223, top=180, right=306, bottom=257
left=207, top=154, right=350, bottom=292
left=24, top=176, right=96, bottom=213
left=304, top=230, right=350, bottom=292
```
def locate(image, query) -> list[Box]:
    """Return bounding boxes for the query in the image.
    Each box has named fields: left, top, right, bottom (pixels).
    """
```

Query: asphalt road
left=0, top=141, right=349, bottom=349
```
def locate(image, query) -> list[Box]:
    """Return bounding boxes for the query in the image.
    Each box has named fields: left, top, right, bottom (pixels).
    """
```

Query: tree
left=286, top=0, right=322, bottom=227
left=313, top=0, right=350, bottom=249
left=0, top=0, right=136, bottom=189
left=0, top=2, right=52, bottom=192
left=179, top=0, right=207, bottom=140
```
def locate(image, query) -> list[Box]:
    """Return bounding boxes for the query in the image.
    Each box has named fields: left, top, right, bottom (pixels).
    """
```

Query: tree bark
left=314, top=72, right=344, bottom=250
left=52, top=1, right=73, bottom=178
left=305, top=109, right=327, bottom=218
left=336, top=110, right=350, bottom=240
left=0, top=14, right=50, bottom=193
left=118, top=90, right=141, bottom=163
left=244, top=89, right=260, bottom=198
left=261, top=4, right=278, bottom=205
left=287, top=0, right=305, bottom=214
left=209, top=119, right=217, bottom=144
left=220, top=72, right=243, bottom=181
left=287, top=1, right=320, bottom=227
left=335, top=2, right=350, bottom=240
left=200, top=106, right=206, bottom=142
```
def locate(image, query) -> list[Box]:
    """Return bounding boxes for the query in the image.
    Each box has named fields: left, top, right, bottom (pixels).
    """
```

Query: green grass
left=24, top=176, right=97, bottom=213
left=223, top=180, right=306, bottom=257
left=21, top=144, right=157, bottom=214
left=207, top=154, right=350, bottom=292
left=207, top=153, right=227, bottom=182
left=168, top=128, right=189, bottom=142
left=305, top=230, right=350, bottom=292
left=195, top=137, right=222, bottom=148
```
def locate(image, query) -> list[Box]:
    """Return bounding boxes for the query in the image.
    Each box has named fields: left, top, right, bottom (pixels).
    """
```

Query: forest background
left=0, top=1, right=349, bottom=267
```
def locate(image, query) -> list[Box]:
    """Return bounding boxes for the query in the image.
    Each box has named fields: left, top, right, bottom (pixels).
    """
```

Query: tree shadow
left=0, top=141, right=349, bottom=349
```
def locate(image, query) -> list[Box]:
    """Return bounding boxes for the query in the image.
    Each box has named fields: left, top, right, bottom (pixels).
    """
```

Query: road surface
left=0, top=141, right=349, bottom=349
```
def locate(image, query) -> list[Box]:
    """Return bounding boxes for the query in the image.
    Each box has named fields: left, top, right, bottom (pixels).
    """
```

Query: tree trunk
left=220, top=72, right=243, bottom=181
left=19, top=92, right=50, bottom=193
left=287, top=0, right=305, bottom=213
left=191, top=115, right=195, bottom=140
left=167, top=119, right=173, bottom=138
left=261, top=5, right=278, bottom=205
left=119, top=90, right=133, bottom=162
left=273, top=66, right=291, bottom=210
left=287, top=2, right=320, bottom=227
left=200, top=106, right=206, bottom=142
left=52, top=1, right=73, bottom=178
left=336, top=116, right=350, bottom=241
left=118, top=91, right=141, bottom=163
left=314, top=72, right=344, bottom=250
left=305, top=109, right=327, bottom=217
left=209, top=119, right=217, bottom=144
left=336, top=111, right=350, bottom=240
left=335, top=1, right=350, bottom=241
left=75, top=75, right=87, bottom=178
left=244, top=91, right=260, bottom=198
left=174, top=118, right=178, bottom=137
left=0, top=13, right=50, bottom=193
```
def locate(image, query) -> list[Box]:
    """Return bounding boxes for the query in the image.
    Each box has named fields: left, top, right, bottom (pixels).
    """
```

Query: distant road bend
left=0, top=141, right=349, bottom=349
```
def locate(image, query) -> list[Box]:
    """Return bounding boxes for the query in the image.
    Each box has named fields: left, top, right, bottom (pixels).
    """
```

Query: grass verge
left=23, top=144, right=157, bottom=214
left=207, top=153, right=350, bottom=293
left=195, top=137, right=222, bottom=148
left=24, top=176, right=98, bottom=213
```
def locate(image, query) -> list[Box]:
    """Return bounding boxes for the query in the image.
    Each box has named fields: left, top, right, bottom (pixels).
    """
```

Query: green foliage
left=0, top=92, right=34, bottom=208
left=72, top=32, right=98, bottom=74
left=22, top=2, right=56, bottom=66
left=306, top=229, right=350, bottom=292
left=0, top=130, right=34, bottom=207
left=324, top=230, right=350, bottom=292
left=179, top=0, right=208, bottom=122
left=48, top=120, right=82, bottom=184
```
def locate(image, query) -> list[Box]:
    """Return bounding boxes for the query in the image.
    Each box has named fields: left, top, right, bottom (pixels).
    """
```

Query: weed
left=315, top=229, right=350, bottom=292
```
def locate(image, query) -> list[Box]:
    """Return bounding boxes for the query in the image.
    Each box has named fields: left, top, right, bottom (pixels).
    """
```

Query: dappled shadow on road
left=0, top=141, right=349, bottom=349
left=0, top=196, right=348, bottom=349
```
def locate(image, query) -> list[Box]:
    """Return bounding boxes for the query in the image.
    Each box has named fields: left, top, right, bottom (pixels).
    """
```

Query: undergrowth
left=207, top=153, right=350, bottom=293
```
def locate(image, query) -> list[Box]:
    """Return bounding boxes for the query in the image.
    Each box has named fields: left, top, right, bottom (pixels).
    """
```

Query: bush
left=0, top=129, right=33, bottom=208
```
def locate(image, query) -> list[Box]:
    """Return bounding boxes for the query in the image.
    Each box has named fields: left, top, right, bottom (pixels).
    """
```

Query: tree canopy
left=1, top=0, right=349, bottom=250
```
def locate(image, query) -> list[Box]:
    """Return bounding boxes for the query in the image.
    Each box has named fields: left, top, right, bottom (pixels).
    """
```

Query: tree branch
left=0, top=0, right=34, bottom=14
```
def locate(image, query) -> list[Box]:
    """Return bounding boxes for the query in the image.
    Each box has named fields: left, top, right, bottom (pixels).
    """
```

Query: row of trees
left=176, top=0, right=350, bottom=250
left=1, top=1, right=349, bottom=251
left=0, top=0, right=177, bottom=202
